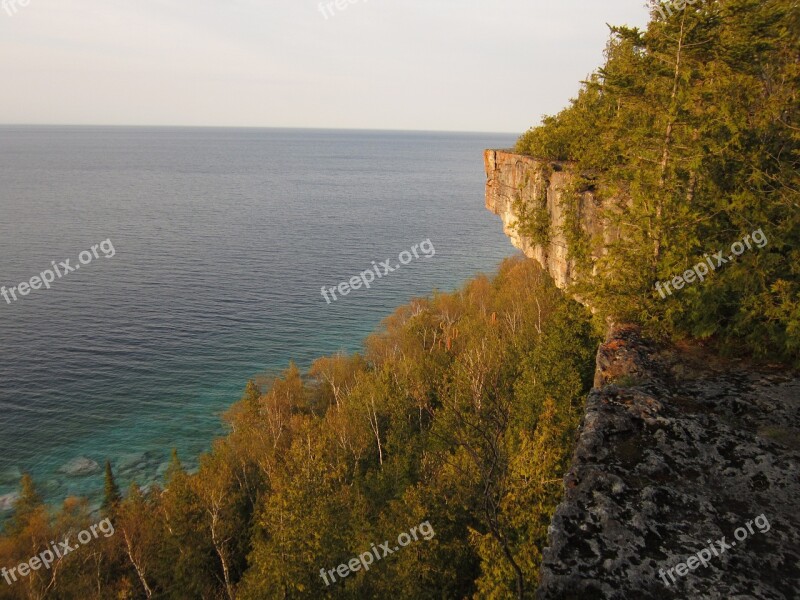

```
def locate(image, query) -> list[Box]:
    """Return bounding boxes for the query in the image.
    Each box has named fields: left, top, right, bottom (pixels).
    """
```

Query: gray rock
left=156, top=461, right=171, bottom=477
left=117, top=452, right=148, bottom=472
left=0, top=492, right=20, bottom=512
left=537, top=326, right=800, bottom=600
left=58, top=457, right=101, bottom=477
left=42, top=479, right=63, bottom=494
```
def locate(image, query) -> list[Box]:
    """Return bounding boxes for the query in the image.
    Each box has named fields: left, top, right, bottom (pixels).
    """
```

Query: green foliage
left=558, top=180, right=595, bottom=273
left=0, top=258, right=598, bottom=598
left=512, top=176, right=552, bottom=247
left=515, top=0, right=800, bottom=364
left=4, top=474, right=42, bottom=537
left=516, top=74, right=612, bottom=167
left=241, top=379, right=261, bottom=409
left=102, top=460, right=121, bottom=514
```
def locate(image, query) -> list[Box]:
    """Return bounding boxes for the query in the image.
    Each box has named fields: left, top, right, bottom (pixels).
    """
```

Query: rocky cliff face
left=484, top=150, right=800, bottom=599
left=538, top=326, right=800, bottom=599
left=483, top=149, right=607, bottom=291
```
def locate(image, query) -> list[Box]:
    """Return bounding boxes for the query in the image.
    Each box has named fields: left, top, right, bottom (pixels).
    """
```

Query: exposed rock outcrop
left=537, top=326, right=800, bottom=599
left=57, top=457, right=101, bottom=477
left=484, top=149, right=608, bottom=291
left=0, top=492, right=19, bottom=513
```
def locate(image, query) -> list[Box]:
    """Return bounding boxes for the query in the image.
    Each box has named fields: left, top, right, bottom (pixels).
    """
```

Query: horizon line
left=0, top=123, right=522, bottom=136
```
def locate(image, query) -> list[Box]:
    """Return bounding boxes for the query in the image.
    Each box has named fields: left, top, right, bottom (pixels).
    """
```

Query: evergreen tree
left=7, top=473, right=43, bottom=536
left=515, top=0, right=799, bottom=363
left=102, top=459, right=122, bottom=514
left=165, top=447, right=184, bottom=483
left=242, top=379, right=261, bottom=408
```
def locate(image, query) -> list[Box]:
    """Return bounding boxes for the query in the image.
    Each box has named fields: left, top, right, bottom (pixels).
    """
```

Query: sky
left=0, top=0, right=651, bottom=133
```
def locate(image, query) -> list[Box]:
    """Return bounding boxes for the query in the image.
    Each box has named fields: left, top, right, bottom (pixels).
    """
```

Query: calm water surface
left=0, top=127, right=516, bottom=508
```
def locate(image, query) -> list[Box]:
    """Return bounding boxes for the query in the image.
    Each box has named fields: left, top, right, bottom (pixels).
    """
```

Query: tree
left=515, top=0, right=799, bottom=363
left=102, top=460, right=122, bottom=515
left=242, top=380, right=261, bottom=409
left=6, top=473, right=43, bottom=537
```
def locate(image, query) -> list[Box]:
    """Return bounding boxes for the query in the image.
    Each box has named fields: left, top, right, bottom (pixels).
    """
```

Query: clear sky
left=0, top=0, right=651, bottom=132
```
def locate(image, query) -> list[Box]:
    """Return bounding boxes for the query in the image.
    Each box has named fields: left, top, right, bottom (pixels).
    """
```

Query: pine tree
left=514, top=0, right=799, bottom=362
left=7, top=473, right=43, bottom=535
left=165, top=448, right=184, bottom=484
left=102, top=460, right=122, bottom=514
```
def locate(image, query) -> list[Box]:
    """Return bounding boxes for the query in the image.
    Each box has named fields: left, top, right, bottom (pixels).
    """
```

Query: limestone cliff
left=484, top=150, right=800, bottom=599
left=484, top=149, right=608, bottom=291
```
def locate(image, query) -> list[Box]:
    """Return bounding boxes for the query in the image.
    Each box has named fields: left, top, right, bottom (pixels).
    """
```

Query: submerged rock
left=0, top=492, right=20, bottom=512
left=0, top=466, right=22, bottom=485
left=156, top=461, right=171, bottom=478
left=116, top=452, right=149, bottom=472
left=58, top=457, right=101, bottom=477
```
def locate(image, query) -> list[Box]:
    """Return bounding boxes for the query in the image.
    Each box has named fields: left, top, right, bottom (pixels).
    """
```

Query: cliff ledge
left=538, top=325, right=800, bottom=599
left=484, top=149, right=607, bottom=291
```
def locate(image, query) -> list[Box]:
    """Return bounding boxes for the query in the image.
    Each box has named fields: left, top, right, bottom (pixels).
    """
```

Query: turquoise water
left=0, top=127, right=517, bottom=509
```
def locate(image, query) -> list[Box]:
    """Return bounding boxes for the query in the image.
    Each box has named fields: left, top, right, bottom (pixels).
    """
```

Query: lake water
left=0, top=126, right=517, bottom=508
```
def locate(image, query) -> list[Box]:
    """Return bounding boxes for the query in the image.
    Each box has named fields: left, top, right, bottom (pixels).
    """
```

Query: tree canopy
left=516, top=0, right=799, bottom=363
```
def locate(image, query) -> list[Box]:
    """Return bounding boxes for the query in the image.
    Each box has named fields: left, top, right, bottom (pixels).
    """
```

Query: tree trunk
left=123, top=529, right=153, bottom=599
left=655, top=8, right=687, bottom=263
left=210, top=506, right=236, bottom=600
left=484, top=502, right=525, bottom=599
left=368, top=396, right=383, bottom=465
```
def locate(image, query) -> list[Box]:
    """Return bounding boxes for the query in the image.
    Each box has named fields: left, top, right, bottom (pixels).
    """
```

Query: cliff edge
left=485, top=150, right=800, bottom=599
left=484, top=149, right=608, bottom=291
left=539, top=325, right=800, bottom=599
